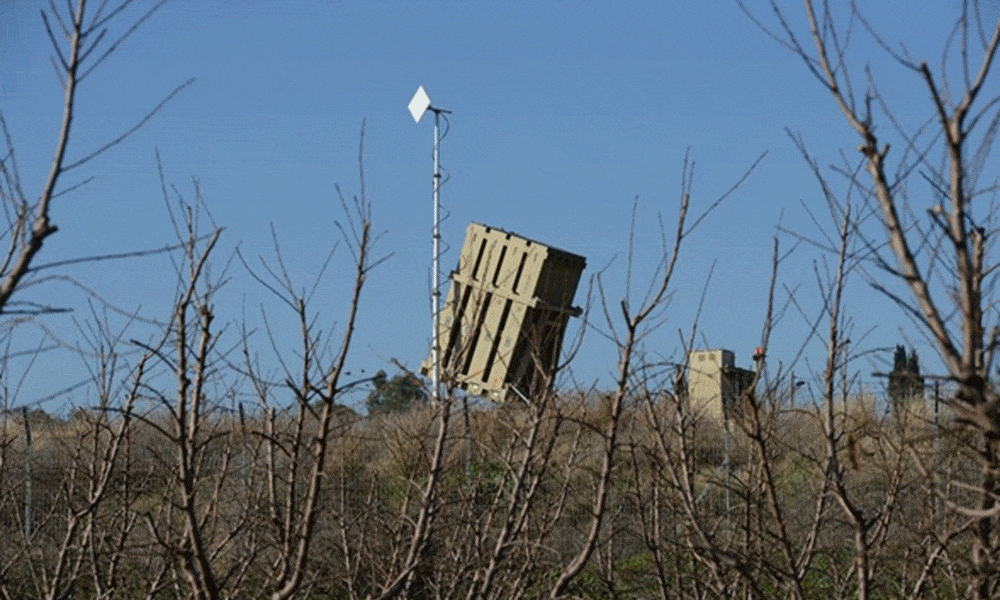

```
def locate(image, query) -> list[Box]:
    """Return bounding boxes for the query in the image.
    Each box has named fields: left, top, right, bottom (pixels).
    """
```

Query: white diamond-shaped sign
left=408, top=86, right=432, bottom=123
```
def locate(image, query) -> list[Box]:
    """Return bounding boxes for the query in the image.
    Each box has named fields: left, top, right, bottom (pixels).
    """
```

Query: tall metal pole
left=431, top=108, right=442, bottom=404
left=408, top=86, right=450, bottom=405
left=23, top=406, right=31, bottom=537
left=790, top=370, right=795, bottom=407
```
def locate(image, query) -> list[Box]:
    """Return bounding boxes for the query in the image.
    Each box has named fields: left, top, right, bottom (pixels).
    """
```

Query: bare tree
left=235, top=134, right=385, bottom=600
left=745, top=0, right=1000, bottom=597
left=0, top=0, right=191, bottom=318
left=0, top=2, right=191, bottom=598
left=544, top=153, right=762, bottom=599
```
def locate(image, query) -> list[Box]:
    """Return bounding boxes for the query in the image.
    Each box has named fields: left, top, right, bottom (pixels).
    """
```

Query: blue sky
left=1, top=0, right=993, bottom=411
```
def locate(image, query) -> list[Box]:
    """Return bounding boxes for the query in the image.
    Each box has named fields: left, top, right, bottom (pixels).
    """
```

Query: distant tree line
left=888, top=345, right=924, bottom=406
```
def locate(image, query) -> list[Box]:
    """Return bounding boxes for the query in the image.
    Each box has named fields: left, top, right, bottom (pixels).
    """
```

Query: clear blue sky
left=1, top=0, right=991, bottom=411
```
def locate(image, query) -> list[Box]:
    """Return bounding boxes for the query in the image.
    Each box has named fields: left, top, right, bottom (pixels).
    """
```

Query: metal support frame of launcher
left=423, top=223, right=586, bottom=401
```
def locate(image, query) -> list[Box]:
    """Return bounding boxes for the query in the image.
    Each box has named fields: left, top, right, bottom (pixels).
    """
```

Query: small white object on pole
left=408, top=85, right=432, bottom=123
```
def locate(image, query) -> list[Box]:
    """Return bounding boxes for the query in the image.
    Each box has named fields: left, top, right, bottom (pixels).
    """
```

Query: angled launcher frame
left=424, top=223, right=586, bottom=401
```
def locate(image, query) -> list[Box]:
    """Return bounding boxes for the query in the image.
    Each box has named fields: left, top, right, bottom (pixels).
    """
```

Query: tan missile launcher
left=424, top=223, right=586, bottom=401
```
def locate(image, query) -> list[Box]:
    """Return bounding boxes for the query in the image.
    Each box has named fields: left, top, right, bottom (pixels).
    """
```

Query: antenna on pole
left=409, top=85, right=451, bottom=404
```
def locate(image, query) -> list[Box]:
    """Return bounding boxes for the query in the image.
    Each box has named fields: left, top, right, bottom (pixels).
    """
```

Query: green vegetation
left=365, top=370, right=429, bottom=414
